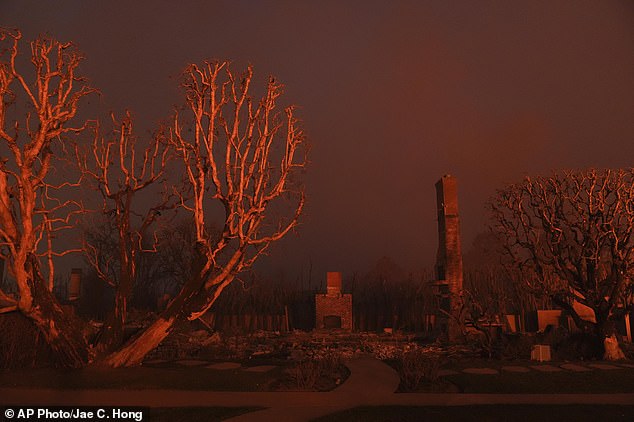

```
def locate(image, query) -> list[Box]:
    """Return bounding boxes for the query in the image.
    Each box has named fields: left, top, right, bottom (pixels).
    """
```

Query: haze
left=2, top=0, right=633, bottom=280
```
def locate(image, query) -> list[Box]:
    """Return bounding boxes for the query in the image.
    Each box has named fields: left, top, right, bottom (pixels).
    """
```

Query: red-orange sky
left=2, top=1, right=633, bottom=281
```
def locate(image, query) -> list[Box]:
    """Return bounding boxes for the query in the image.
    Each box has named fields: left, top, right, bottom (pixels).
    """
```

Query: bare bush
left=286, top=350, right=344, bottom=390
left=398, top=347, right=444, bottom=391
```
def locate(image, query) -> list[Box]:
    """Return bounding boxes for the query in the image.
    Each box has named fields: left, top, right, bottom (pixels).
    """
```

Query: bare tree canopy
left=76, top=112, right=175, bottom=354
left=103, top=62, right=307, bottom=367
left=0, top=30, right=307, bottom=368
left=0, top=28, right=96, bottom=367
left=489, top=169, right=634, bottom=346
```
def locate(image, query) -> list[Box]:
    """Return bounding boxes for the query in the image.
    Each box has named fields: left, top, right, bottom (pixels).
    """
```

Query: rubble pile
left=144, top=323, right=480, bottom=363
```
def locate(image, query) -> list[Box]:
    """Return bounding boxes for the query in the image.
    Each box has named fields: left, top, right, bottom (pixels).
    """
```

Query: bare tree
left=463, top=232, right=544, bottom=321
left=0, top=30, right=306, bottom=368
left=76, top=112, right=173, bottom=353
left=0, top=29, right=95, bottom=367
left=104, top=62, right=307, bottom=367
left=489, top=169, right=634, bottom=358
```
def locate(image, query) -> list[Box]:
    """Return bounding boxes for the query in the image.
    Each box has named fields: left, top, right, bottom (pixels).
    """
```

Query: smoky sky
left=2, top=1, right=633, bottom=281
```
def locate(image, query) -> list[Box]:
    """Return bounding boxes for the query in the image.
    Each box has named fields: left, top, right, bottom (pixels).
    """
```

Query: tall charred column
left=435, top=175, right=464, bottom=342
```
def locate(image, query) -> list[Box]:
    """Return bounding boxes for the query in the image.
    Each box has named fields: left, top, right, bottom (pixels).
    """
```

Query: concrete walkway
left=2, top=357, right=634, bottom=422
left=0, top=358, right=397, bottom=422
left=226, top=357, right=401, bottom=421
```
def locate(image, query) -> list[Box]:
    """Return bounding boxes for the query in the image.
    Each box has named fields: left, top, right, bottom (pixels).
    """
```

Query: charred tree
left=490, top=169, right=634, bottom=359
left=0, top=29, right=95, bottom=367
left=104, top=62, right=307, bottom=367
left=77, top=113, right=173, bottom=354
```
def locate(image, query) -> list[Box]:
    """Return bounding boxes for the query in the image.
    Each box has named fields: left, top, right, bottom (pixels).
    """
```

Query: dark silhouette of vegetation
left=489, top=169, right=634, bottom=359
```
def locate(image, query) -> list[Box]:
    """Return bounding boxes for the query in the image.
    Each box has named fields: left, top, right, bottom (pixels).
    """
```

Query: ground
left=1, top=330, right=633, bottom=421
left=312, top=405, right=634, bottom=422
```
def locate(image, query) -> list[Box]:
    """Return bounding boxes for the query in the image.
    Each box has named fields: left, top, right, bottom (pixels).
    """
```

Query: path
left=0, top=358, right=398, bottom=422
left=226, top=357, right=401, bottom=421
left=1, top=358, right=634, bottom=422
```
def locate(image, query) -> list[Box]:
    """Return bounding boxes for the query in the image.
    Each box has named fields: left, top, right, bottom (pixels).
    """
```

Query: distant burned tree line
left=348, top=257, right=438, bottom=332
left=0, top=29, right=307, bottom=368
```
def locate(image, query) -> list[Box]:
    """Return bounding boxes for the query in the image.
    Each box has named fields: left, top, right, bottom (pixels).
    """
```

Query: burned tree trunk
left=102, top=315, right=176, bottom=368
left=20, top=257, right=90, bottom=368
left=0, top=30, right=96, bottom=368
left=25, top=292, right=90, bottom=368
left=104, top=62, right=307, bottom=366
left=97, top=269, right=133, bottom=354
left=78, top=113, right=173, bottom=356
left=103, top=247, right=210, bottom=367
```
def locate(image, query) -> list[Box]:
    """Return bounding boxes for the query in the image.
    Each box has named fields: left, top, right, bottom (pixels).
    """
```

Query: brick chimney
left=435, top=174, right=464, bottom=342
left=326, top=272, right=342, bottom=297
left=315, top=272, right=352, bottom=330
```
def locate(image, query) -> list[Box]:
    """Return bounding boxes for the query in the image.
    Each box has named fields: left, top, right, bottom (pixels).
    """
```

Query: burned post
left=435, top=175, right=464, bottom=342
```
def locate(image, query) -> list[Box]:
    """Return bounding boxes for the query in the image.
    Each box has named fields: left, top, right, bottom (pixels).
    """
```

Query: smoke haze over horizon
left=2, top=1, right=633, bottom=282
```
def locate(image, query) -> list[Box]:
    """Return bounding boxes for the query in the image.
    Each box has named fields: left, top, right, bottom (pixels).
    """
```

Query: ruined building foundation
left=315, top=272, right=353, bottom=330
left=435, top=175, right=464, bottom=341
